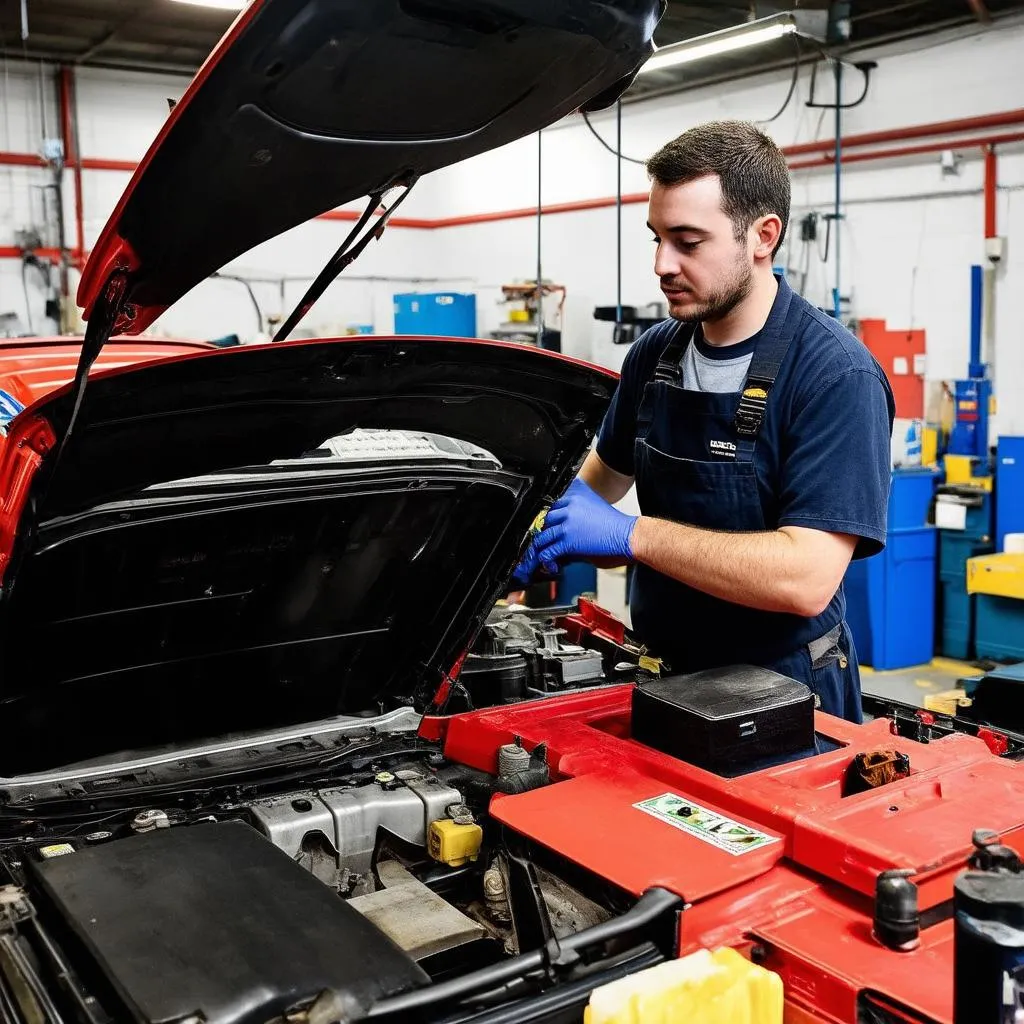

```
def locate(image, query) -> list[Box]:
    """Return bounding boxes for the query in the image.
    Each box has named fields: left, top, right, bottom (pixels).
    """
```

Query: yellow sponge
left=585, top=946, right=782, bottom=1024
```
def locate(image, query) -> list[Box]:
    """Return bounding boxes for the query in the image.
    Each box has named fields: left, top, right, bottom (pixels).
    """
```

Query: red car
left=0, top=3, right=1017, bottom=1024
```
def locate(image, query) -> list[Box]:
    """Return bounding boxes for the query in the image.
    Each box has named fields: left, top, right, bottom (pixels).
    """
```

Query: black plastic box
left=631, top=665, right=816, bottom=774
left=29, top=821, right=426, bottom=1024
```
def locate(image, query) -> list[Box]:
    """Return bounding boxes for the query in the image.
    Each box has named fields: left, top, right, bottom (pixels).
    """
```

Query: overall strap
left=734, top=283, right=801, bottom=458
left=652, top=320, right=698, bottom=384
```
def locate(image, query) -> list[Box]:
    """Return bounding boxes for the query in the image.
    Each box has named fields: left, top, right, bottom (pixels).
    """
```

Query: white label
left=893, top=356, right=909, bottom=376
left=935, top=500, right=968, bottom=531
left=913, top=353, right=927, bottom=375
left=38, top=843, right=75, bottom=859
left=632, top=793, right=779, bottom=857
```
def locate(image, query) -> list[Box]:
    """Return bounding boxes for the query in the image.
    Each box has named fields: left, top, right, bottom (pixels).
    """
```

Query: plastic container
left=585, top=946, right=782, bottom=1024
left=889, top=467, right=938, bottom=530
left=393, top=292, right=477, bottom=337
left=844, top=527, right=937, bottom=669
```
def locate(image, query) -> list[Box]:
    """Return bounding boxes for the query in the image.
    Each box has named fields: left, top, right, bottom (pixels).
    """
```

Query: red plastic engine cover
left=427, top=685, right=1024, bottom=1023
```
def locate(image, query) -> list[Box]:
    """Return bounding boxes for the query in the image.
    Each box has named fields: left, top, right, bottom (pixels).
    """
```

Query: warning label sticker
left=633, top=792, right=780, bottom=857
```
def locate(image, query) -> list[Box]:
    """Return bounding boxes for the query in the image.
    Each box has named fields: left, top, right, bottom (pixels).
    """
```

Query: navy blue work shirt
left=596, top=289, right=896, bottom=667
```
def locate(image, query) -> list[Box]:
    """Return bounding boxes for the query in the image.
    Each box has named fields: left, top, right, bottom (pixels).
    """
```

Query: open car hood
left=0, top=0, right=664, bottom=773
left=0, top=338, right=616, bottom=774
left=77, top=0, right=661, bottom=333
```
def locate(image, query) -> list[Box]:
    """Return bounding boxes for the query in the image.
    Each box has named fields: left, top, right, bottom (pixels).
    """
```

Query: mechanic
left=514, top=121, right=894, bottom=722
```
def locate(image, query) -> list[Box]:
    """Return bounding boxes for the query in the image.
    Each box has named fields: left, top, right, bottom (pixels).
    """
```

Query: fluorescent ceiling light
left=638, top=11, right=821, bottom=75
left=168, top=0, right=247, bottom=9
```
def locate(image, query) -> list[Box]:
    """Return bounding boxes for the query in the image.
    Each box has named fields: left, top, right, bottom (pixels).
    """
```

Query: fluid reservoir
left=585, top=946, right=782, bottom=1024
left=428, top=819, right=483, bottom=867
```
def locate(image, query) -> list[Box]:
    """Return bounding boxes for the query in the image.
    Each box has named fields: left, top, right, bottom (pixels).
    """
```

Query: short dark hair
left=646, top=121, right=791, bottom=258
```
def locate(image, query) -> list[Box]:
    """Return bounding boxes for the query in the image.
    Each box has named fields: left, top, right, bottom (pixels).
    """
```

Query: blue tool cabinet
left=844, top=469, right=938, bottom=669
left=997, top=436, right=1024, bottom=554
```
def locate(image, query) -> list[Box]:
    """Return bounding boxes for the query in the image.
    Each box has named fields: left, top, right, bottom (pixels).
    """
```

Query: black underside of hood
left=80, top=0, right=661, bottom=329
left=0, top=339, right=615, bottom=775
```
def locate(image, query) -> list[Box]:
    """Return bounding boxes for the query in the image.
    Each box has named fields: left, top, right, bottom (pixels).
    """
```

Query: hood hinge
left=53, top=270, right=129, bottom=466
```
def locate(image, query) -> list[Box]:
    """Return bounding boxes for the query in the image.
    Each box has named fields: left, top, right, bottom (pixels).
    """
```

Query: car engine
left=440, top=599, right=657, bottom=714
left=0, top=600, right=676, bottom=1024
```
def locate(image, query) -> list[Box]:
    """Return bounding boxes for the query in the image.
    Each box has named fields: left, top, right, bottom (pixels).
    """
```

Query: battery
left=631, top=666, right=815, bottom=774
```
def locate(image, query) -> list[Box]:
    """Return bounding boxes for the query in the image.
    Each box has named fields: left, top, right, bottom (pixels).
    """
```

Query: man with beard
left=514, top=121, right=894, bottom=722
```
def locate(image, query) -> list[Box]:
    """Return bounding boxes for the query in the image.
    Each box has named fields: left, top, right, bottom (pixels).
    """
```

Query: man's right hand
left=511, top=451, right=635, bottom=585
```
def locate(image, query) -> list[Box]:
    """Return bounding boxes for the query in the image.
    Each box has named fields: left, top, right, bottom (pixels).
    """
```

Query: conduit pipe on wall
left=0, top=107, right=1023, bottom=262
left=982, top=143, right=1000, bottom=382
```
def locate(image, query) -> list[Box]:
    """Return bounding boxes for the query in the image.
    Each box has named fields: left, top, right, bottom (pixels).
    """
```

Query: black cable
left=805, top=53, right=874, bottom=110
left=581, top=110, right=647, bottom=166
left=213, top=272, right=263, bottom=333
left=757, top=33, right=802, bottom=124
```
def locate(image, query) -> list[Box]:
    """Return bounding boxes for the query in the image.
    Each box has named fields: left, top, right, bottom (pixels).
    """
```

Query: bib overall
left=630, top=282, right=862, bottom=722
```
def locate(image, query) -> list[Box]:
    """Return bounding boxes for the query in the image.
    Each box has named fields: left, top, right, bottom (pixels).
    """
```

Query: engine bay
left=0, top=733, right=678, bottom=1024
left=0, top=601, right=682, bottom=1024
left=435, top=599, right=660, bottom=714
left=0, top=598, right=1021, bottom=1024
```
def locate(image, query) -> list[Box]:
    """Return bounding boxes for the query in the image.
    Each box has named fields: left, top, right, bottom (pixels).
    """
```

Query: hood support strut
left=273, top=177, right=418, bottom=343
left=53, top=270, right=128, bottom=467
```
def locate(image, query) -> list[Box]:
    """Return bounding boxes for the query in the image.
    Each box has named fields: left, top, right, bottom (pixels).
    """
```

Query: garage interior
left=1, top=1, right=1024, bottom=1021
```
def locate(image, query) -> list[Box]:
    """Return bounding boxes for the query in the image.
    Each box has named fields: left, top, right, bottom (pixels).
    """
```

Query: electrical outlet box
left=985, top=236, right=1006, bottom=263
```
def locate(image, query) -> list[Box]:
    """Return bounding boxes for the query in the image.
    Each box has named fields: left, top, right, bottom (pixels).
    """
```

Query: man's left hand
left=513, top=479, right=638, bottom=582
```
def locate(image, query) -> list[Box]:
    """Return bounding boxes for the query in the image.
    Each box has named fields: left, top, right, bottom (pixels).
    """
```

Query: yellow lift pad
left=967, top=553, right=1024, bottom=600
left=585, top=946, right=782, bottom=1024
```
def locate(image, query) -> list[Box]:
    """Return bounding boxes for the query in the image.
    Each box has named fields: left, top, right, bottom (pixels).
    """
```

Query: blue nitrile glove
left=511, top=540, right=542, bottom=586
left=514, top=479, right=637, bottom=581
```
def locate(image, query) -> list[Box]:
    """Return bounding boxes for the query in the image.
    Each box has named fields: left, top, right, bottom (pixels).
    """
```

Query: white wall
left=418, top=16, right=1024, bottom=438
left=2, top=16, right=1024, bottom=426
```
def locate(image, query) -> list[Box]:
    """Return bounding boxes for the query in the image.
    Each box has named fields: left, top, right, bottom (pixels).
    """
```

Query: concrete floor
left=860, top=656, right=982, bottom=710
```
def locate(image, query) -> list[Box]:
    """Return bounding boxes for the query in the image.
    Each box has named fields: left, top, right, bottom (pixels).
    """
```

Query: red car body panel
left=0, top=336, right=214, bottom=410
